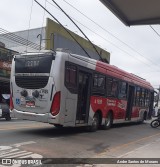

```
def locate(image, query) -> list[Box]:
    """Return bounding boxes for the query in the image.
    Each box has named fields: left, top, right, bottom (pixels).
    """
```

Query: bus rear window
left=15, top=54, right=54, bottom=73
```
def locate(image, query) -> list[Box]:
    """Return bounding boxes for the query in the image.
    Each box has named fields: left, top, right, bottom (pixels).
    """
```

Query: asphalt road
left=0, top=118, right=160, bottom=167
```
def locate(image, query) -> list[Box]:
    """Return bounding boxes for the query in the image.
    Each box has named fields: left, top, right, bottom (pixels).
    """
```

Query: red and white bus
left=10, top=49, right=154, bottom=131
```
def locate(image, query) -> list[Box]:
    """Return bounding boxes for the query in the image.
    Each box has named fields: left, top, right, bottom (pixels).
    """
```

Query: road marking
left=50, top=137, right=65, bottom=140
left=5, top=152, right=33, bottom=158
left=0, top=142, right=43, bottom=166
left=0, top=148, right=19, bottom=155
left=0, top=125, right=50, bottom=131
left=13, top=141, right=36, bottom=147
left=0, top=151, right=29, bottom=158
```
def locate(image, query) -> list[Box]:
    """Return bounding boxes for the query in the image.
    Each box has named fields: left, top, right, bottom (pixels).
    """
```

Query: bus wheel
left=140, top=112, right=146, bottom=123
left=5, top=116, right=11, bottom=121
left=88, top=113, right=100, bottom=132
left=102, top=112, right=113, bottom=130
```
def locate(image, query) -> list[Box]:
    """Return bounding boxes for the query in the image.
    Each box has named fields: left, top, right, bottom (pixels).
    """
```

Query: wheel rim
left=92, top=116, right=98, bottom=128
left=152, top=121, right=160, bottom=127
left=91, top=114, right=99, bottom=131
left=105, top=114, right=111, bottom=127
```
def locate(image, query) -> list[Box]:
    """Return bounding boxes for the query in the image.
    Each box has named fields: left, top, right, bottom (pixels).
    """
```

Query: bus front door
left=76, top=71, right=91, bottom=124
left=126, top=85, right=135, bottom=120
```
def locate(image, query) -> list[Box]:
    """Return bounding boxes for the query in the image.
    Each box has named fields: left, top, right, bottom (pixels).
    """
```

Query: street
left=0, top=119, right=160, bottom=166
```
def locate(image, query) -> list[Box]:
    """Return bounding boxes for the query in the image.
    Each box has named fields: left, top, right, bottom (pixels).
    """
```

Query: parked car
left=0, top=103, right=11, bottom=121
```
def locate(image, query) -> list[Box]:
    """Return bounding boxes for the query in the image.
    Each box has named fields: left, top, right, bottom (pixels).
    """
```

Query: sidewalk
left=78, top=119, right=160, bottom=167
left=96, top=119, right=160, bottom=167
left=92, top=140, right=160, bottom=166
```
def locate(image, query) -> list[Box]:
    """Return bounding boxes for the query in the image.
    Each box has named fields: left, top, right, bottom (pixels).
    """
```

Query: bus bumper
left=10, top=109, right=59, bottom=124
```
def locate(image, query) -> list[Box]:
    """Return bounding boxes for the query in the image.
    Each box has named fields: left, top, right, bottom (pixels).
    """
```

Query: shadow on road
left=16, top=120, right=156, bottom=138
left=18, top=126, right=89, bottom=138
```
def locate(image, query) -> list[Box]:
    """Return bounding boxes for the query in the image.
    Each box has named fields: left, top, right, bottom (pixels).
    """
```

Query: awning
left=100, top=0, right=160, bottom=26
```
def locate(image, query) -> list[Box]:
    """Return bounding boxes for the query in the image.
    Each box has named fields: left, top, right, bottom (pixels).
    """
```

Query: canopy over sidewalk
left=100, top=0, right=160, bottom=26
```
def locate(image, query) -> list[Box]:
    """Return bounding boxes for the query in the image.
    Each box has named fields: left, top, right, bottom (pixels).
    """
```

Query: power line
left=34, top=0, right=91, bottom=58
left=0, top=28, right=42, bottom=49
left=41, top=0, right=47, bottom=36
left=51, top=0, right=103, bottom=61
left=61, top=0, right=160, bottom=69
left=150, top=25, right=160, bottom=37
left=26, top=0, right=34, bottom=51
left=46, top=0, right=158, bottom=70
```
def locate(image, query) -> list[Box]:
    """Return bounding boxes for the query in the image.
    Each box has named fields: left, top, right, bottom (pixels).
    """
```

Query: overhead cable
left=51, top=0, right=103, bottom=61
left=34, top=0, right=91, bottom=58
left=62, top=0, right=160, bottom=69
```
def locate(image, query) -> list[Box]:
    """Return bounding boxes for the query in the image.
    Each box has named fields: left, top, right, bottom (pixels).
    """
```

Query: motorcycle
left=150, top=114, right=160, bottom=128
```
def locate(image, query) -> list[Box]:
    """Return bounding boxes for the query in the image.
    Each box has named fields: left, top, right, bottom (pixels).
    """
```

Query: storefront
left=0, top=42, right=17, bottom=103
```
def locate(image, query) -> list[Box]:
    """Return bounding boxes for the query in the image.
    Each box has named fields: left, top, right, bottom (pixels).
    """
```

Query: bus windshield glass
left=15, top=54, right=54, bottom=73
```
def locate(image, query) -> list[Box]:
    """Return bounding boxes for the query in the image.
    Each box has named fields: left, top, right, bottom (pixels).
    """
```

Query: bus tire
left=140, top=112, right=146, bottom=123
left=102, top=112, right=113, bottom=130
left=5, top=116, right=11, bottom=121
left=88, top=113, right=100, bottom=132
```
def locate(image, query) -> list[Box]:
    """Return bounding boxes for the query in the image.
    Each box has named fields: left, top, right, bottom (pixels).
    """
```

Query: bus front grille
left=15, top=76, right=49, bottom=89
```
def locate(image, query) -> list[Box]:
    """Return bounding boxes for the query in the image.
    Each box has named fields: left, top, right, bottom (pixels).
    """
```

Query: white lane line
left=5, top=152, right=33, bottom=158
left=50, top=137, right=65, bottom=140
left=13, top=141, right=36, bottom=147
left=0, top=151, right=27, bottom=158
left=20, top=153, right=43, bottom=158
left=0, top=148, right=19, bottom=155
left=0, top=146, right=12, bottom=151
left=0, top=141, right=43, bottom=159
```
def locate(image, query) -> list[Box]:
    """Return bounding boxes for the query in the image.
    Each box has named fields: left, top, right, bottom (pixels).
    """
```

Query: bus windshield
left=15, top=54, right=54, bottom=74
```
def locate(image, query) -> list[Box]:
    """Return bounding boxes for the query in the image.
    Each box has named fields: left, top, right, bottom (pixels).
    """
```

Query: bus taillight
left=50, top=91, right=61, bottom=116
left=10, top=97, right=14, bottom=110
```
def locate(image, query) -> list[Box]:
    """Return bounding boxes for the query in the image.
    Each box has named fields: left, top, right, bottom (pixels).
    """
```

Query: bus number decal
left=39, top=89, right=48, bottom=94
left=25, top=60, right=39, bottom=67
left=94, top=99, right=102, bottom=104
left=117, top=102, right=126, bottom=110
left=107, top=99, right=116, bottom=106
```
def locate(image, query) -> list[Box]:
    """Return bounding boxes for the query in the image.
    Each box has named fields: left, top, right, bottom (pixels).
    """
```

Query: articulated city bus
left=10, top=49, right=154, bottom=131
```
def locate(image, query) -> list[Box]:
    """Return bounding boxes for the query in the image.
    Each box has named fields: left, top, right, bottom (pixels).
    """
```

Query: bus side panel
left=64, top=94, right=78, bottom=126
left=90, top=96, right=128, bottom=120
left=131, top=106, right=140, bottom=118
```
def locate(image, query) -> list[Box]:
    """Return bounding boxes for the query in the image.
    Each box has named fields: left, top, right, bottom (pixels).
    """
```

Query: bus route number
left=25, top=60, right=39, bottom=67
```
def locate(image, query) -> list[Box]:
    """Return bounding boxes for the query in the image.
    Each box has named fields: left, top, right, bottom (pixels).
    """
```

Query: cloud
left=0, top=0, right=160, bottom=87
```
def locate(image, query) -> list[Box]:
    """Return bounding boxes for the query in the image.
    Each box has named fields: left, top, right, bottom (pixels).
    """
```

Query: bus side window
left=92, top=73, right=106, bottom=96
left=135, top=87, right=140, bottom=106
left=133, top=88, right=137, bottom=106
left=140, top=88, right=145, bottom=107
left=118, top=82, right=127, bottom=99
left=93, top=73, right=105, bottom=89
left=107, top=78, right=118, bottom=97
left=146, top=91, right=150, bottom=107
left=65, top=64, right=77, bottom=88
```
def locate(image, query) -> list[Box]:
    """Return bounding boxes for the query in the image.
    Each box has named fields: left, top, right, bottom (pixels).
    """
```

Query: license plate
left=26, top=101, right=35, bottom=107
